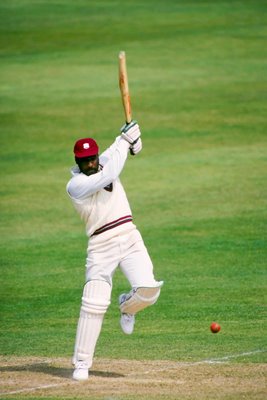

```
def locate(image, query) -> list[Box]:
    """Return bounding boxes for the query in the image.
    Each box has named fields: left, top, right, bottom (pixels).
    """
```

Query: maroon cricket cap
left=73, top=138, right=99, bottom=158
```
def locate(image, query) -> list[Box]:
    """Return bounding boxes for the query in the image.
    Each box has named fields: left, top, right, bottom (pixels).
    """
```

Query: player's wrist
left=120, top=136, right=131, bottom=150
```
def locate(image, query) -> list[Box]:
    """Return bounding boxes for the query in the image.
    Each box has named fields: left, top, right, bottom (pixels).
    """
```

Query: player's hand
left=121, top=121, right=141, bottom=144
left=130, top=137, right=142, bottom=155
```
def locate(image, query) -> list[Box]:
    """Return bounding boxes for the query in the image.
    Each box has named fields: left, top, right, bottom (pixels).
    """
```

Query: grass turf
left=0, top=0, right=266, bottom=370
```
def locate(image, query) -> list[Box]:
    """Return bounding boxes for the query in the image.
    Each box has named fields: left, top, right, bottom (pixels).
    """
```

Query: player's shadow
left=0, top=363, right=125, bottom=379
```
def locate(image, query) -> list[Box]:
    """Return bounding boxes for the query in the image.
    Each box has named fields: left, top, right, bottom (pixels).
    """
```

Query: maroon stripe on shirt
left=91, top=215, right=133, bottom=236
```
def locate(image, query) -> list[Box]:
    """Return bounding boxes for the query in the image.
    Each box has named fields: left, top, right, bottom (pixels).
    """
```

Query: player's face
left=78, top=155, right=99, bottom=176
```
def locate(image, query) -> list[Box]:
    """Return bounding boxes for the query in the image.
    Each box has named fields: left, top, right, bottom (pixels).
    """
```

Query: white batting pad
left=119, top=281, right=163, bottom=315
left=73, top=280, right=111, bottom=367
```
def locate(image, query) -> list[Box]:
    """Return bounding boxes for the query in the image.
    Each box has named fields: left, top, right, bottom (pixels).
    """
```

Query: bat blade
left=119, top=51, right=132, bottom=124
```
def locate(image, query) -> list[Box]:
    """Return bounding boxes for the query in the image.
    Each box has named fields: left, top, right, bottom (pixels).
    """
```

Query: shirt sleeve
left=99, top=136, right=121, bottom=165
left=67, top=137, right=130, bottom=199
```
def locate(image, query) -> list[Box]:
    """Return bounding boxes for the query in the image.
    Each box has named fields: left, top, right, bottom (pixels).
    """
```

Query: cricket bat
left=118, top=51, right=132, bottom=124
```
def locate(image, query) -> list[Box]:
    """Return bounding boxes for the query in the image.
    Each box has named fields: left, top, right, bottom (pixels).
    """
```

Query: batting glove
left=121, top=121, right=141, bottom=144
left=130, top=137, right=142, bottom=155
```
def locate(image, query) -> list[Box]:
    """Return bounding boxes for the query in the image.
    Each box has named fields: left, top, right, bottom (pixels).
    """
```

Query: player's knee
left=120, top=281, right=163, bottom=314
left=81, top=280, right=111, bottom=315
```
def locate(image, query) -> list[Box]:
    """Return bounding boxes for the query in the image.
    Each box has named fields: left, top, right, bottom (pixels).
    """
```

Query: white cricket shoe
left=119, top=293, right=135, bottom=335
left=120, top=313, right=135, bottom=334
left=73, top=361, right=89, bottom=381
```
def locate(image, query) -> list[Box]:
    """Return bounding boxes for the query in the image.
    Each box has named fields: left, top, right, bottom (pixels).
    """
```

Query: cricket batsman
left=66, top=121, right=163, bottom=381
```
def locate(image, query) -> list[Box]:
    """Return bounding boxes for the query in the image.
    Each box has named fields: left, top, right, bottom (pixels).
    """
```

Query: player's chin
left=86, top=169, right=98, bottom=176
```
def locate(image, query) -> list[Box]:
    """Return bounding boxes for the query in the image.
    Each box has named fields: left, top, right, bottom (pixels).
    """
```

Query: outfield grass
left=0, top=0, right=266, bottom=381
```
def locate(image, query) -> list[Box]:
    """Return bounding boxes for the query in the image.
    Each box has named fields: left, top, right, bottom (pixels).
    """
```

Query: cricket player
left=66, top=121, right=163, bottom=381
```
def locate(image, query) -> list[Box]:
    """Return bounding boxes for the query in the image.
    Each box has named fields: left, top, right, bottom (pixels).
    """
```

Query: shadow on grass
left=0, top=362, right=125, bottom=379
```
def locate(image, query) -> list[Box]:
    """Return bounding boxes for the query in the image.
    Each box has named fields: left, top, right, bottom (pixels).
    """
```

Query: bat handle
left=121, top=120, right=137, bottom=133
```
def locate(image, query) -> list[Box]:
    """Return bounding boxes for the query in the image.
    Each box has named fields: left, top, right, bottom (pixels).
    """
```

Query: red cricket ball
left=210, top=322, right=221, bottom=333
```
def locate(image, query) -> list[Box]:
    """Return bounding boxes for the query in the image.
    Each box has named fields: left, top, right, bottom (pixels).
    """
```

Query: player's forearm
left=100, top=137, right=129, bottom=183
left=100, top=136, right=128, bottom=164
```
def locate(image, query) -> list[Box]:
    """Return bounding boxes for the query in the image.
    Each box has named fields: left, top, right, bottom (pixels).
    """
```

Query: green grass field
left=0, top=1, right=266, bottom=399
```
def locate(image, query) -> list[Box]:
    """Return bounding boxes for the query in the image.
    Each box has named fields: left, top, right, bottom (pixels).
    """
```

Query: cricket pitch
left=0, top=356, right=266, bottom=399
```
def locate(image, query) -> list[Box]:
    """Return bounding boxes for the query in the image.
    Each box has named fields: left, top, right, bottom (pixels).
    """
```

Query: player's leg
left=118, top=283, right=163, bottom=334
left=119, top=229, right=163, bottom=334
left=72, top=280, right=111, bottom=381
left=73, top=236, right=121, bottom=380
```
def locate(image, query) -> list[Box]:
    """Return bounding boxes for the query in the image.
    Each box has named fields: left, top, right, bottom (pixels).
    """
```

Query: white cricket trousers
left=85, top=227, right=157, bottom=288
